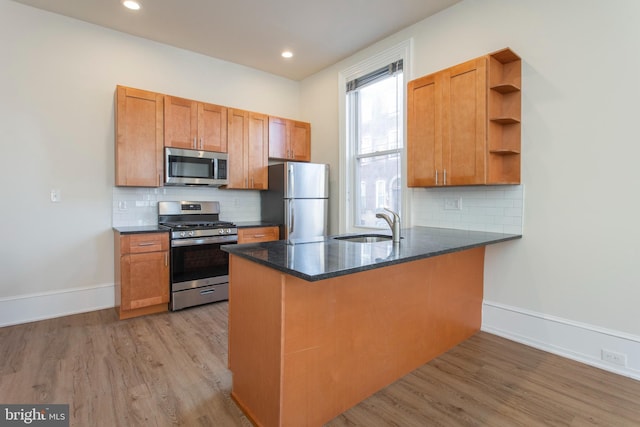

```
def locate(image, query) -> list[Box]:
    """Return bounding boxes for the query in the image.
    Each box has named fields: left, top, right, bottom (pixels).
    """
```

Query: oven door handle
left=171, top=235, right=238, bottom=247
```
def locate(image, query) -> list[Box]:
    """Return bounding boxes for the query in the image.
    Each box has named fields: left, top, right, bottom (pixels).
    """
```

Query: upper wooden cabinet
left=115, top=86, right=164, bottom=187
left=407, top=48, right=521, bottom=187
left=268, top=116, right=311, bottom=161
left=164, top=95, right=228, bottom=152
left=115, top=86, right=312, bottom=190
left=227, top=109, right=269, bottom=189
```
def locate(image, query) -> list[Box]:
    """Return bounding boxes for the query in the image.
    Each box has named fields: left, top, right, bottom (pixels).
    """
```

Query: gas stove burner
left=157, top=201, right=238, bottom=239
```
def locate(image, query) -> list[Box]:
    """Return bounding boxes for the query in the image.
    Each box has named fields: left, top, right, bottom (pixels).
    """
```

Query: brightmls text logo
left=0, top=405, right=68, bottom=427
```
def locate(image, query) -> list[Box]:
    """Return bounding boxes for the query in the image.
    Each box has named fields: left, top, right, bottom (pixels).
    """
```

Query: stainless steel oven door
left=170, top=235, right=237, bottom=291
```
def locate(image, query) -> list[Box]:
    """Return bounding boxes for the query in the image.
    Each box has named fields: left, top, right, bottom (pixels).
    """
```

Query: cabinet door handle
left=443, top=169, right=447, bottom=186
left=251, top=177, right=254, bottom=188
left=137, top=242, right=156, bottom=246
left=435, top=170, right=438, bottom=186
left=193, top=137, right=197, bottom=149
left=253, top=234, right=265, bottom=238
left=165, top=253, right=168, bottom=266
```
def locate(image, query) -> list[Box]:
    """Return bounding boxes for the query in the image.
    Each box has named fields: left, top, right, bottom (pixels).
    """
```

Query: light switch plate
left=50, top=189, right=61, bottom=203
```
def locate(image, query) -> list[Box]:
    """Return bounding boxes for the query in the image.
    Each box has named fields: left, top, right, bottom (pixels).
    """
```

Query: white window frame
left=375, top=179, right=387, bottom=209
left=337, top=39, right=412, bottom=234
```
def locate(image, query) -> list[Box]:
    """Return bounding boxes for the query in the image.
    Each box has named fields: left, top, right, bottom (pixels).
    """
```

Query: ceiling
left=13, top=0, right=461, bottom=81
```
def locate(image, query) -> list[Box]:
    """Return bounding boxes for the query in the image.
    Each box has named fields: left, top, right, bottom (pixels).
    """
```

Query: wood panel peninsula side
left=223, top=226, right=521, bottom=426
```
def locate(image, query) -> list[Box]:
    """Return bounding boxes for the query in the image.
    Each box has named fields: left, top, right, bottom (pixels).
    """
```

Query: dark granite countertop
left=112, top=226, right=169, bottom=234
left=222, top=226, right=521, bottom=282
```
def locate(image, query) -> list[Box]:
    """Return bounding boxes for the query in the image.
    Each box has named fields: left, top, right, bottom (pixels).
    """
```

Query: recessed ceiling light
left=281, top=51, right=293, bottom=59
left=122, top=0, right=141, bottom=11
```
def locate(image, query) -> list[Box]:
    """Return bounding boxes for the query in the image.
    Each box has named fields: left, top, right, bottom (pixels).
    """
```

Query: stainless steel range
left=158, top=201, right=237, bottom=311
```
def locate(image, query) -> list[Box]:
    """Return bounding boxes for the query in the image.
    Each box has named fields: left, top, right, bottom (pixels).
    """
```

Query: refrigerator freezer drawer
left=284, top=198, right=328, bottom=244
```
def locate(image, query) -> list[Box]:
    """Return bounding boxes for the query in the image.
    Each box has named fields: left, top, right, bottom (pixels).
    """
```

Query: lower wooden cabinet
left=237, top=226, right=280, bottom=244
left=114, top=230, right=170, bottom=320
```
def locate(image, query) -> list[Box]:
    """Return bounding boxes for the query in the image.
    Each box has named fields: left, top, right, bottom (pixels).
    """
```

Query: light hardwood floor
left=1, top=302, right=639, bottom=426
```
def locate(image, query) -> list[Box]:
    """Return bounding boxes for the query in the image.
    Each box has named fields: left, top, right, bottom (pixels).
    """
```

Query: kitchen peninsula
left=223, top=227, right=521, bottom=426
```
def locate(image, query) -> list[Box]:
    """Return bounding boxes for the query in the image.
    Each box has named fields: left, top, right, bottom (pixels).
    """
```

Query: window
left=346, top=59, right=404, bottom=229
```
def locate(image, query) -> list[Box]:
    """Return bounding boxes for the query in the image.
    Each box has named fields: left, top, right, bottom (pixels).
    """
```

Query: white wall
left=301, top=0, right=640, bottom=377
left=0, top=0, right=300, bottom=321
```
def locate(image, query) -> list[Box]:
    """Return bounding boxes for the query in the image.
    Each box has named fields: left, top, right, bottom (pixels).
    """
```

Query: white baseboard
left=0, top=284, right=115, bottom=327
left=482, top=300, right=640, bottom=381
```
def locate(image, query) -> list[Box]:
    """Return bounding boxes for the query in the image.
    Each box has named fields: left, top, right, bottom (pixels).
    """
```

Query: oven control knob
left=218, top=229, right=224, bottom=235
left=188, top=231, right=195, bottom=237
left=180, top=231, right=186, bottom=238
left=226, top=228, right=231, bottom=234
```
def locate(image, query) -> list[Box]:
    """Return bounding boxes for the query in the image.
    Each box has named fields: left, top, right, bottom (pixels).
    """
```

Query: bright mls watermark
left=0, top=405, right=68, bottom=426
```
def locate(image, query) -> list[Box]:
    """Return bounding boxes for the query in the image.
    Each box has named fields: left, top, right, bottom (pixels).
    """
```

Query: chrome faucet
left=376, top=208, right=401, bottom=243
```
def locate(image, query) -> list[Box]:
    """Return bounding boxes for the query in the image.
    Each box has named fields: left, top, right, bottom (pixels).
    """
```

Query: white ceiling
left=12, top=0, right=461, bottom=80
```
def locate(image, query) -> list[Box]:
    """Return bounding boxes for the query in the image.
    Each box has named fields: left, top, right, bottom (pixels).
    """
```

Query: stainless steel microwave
left=165, top=147, right=228, bottom=186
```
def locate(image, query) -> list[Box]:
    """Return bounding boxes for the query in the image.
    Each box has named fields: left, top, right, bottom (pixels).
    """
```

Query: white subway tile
left=112, top=186, right=262, bottom=227
left=411, top=185, right=524, bottom=234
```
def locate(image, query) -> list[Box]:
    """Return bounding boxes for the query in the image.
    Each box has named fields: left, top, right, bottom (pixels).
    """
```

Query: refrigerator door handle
left=288, top=164, right=294, bottom=198
left=289, top=199, right=295, bottom=235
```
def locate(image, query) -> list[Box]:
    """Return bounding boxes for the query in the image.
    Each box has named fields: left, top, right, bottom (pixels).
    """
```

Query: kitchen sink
left=334, top=234, right=394, bottom=243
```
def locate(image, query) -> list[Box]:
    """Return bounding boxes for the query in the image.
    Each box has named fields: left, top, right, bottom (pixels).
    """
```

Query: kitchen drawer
left=121, top=232, right=169, bottom=254
left=237, top=226, right=279, bottom=244
left=172, top=283, right=229, bottom=311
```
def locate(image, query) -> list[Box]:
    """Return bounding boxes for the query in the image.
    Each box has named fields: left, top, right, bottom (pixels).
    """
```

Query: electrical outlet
left=601, top=349, right=627, bottom=367
left=444, top=197, right=462, bottom=210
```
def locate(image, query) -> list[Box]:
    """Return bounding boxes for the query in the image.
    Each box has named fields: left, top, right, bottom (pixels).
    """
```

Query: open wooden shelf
left=491, top=83, right=520, bottom=94
left=487, top=48, right=521, bottom=184
left=490, top=117, right=520, bottom=124
left=490, top=148, right=521, bottom=155
left=490, top=48, right=520, bottom=64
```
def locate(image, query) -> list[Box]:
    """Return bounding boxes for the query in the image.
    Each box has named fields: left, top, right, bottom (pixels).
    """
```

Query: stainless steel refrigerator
left=261, top=162, right=329, bottom=244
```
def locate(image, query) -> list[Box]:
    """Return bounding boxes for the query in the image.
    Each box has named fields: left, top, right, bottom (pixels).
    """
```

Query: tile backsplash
left=114, top=184, right=524, bottom=234
left=112, top=187, right=262, bottom=227
left=411, top=185, right=524, bottom=234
